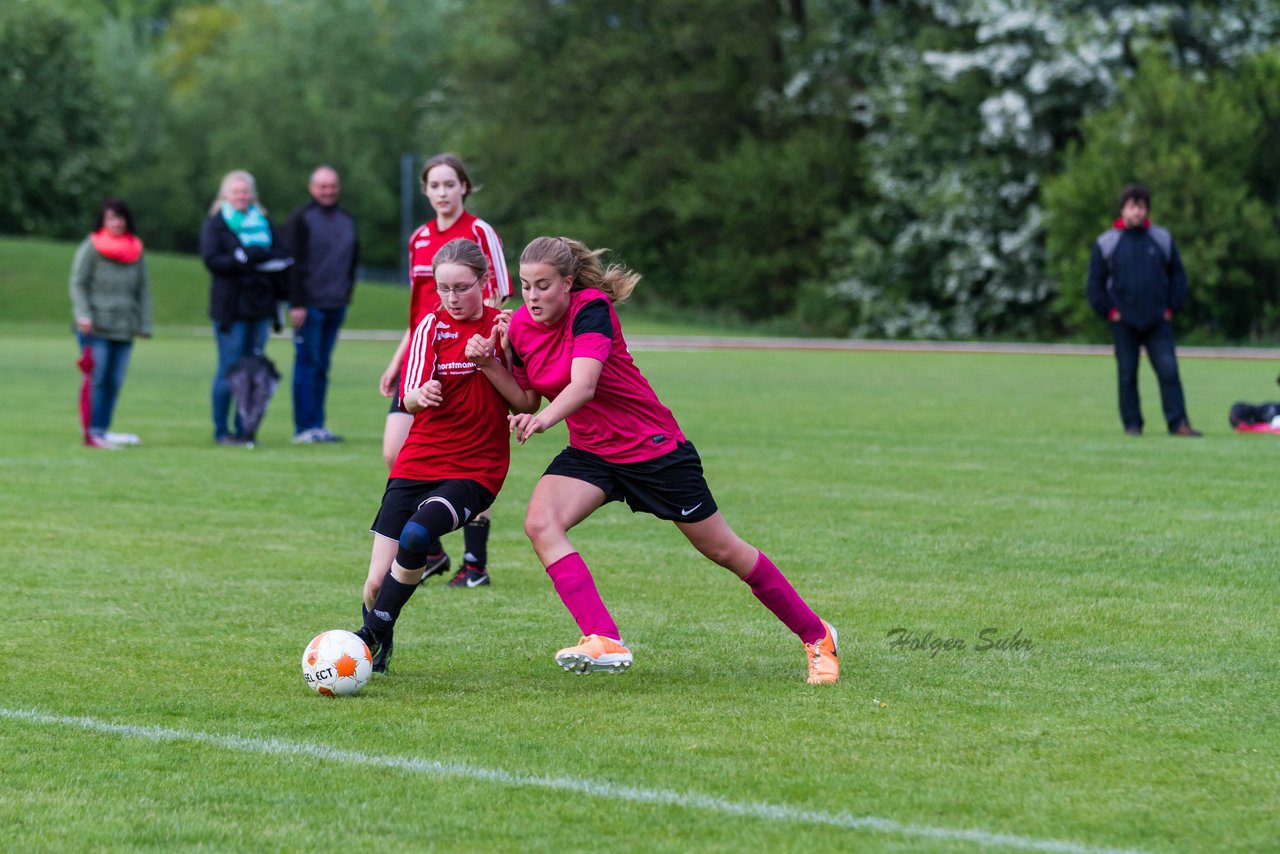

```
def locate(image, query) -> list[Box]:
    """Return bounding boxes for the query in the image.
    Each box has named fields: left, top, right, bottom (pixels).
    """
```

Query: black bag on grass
left=1228, top=401, right=1280, bottom=428
left=226, top=354, right=280, bottom=443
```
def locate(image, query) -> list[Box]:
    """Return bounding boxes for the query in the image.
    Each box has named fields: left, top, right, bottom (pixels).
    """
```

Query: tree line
left=3, top=0, right=1278, bottom=341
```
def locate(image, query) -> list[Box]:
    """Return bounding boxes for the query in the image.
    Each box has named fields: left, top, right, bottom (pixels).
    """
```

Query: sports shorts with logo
left=543, top=441, right=718, bottom=523
left=371, top=477, right=495, bottom=540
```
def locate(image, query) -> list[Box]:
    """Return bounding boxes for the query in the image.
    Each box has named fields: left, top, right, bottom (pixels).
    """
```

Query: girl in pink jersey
left=355, top=239, right=511, bottom=672
left=377, top=154, right=511, bottom=591
left=466, top=237, right=838, bottom=684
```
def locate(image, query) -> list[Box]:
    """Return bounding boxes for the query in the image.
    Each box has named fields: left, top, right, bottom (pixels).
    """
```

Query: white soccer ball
left=301, top=630, right=372, bottom=696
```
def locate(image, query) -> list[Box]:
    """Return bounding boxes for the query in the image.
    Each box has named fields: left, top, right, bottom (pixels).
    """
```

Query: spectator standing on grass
left=354, top=239, right=513, bottom=673
left=466, top=236, right=839, bottom=684
left=201, top=169, right=293, bottom=446
left=1086, top=183, right=1201, bottom=437
left=69, top=197, right=152, bottom=450
left=376, top=153, right=511, bottom=589
left=285, top=165, right=359, bottom=444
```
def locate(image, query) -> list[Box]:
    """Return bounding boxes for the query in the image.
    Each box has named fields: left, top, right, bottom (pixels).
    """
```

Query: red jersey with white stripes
left=406, top=211, right=510, bottom=330
left=508, top=288, right=685, bottom=463
left=393, top=305, right=510, bottom=496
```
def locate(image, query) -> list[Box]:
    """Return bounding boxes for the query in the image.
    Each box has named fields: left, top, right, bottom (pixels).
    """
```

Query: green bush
left=0, top=7, right=113, bottom=237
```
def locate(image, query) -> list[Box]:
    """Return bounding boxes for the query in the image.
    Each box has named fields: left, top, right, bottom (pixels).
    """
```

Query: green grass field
left=1, top=306, right=1277, bottom=851
left=0, top=235, right=749, bottom=338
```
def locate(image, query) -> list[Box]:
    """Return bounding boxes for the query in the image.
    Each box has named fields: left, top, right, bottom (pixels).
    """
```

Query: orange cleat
left=805, top=620, right=839, bottom=684
left=555, top=635, right=633, bottom=675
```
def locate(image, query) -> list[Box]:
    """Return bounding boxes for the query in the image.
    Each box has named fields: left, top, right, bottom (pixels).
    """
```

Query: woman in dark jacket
left=200, top=169, right=292, bottom=445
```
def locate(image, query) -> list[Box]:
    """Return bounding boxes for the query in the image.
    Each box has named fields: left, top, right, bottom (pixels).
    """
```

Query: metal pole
left=399, top=153, right=416, bottom=285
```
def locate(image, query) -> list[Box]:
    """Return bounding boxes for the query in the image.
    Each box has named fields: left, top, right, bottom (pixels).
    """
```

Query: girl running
left=377, top=153, right=511, bottom=589
left=465, top=236, right=838, bottom=684
left=356, top=239, right=511, bottom=671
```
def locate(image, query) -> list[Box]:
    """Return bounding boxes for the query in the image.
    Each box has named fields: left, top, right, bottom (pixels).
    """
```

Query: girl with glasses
left=377, top=154, right=512, bottom=591
left=355, top=239, right=512, bottom=672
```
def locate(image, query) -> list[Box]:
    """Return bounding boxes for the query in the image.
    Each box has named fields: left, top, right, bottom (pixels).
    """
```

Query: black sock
left=363, top=571, right=418, bottom=638
left=463, top=517, right=490, bottom=569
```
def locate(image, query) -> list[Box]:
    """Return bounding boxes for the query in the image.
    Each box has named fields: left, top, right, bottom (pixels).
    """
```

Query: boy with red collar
left=1086, top=184, right=1200, bottom=437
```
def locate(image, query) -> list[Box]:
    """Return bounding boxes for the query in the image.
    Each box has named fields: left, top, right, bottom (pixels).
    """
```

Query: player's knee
left=397, top=521, right=435, bottom=569
left=693, top=534, right=752, bottom=570
left=697, top=541, right=738, bottom=568
left=523, top=506, right=560, bottom=547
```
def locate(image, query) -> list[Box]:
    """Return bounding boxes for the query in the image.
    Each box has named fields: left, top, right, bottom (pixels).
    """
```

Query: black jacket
left=201, top=213, right=293, bottom=330
left=284, top=201, right=359, bottom=309
left=1085, top=224, right=1188, bottom=331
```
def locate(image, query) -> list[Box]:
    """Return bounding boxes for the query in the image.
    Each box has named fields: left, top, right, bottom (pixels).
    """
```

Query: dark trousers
left=291, top=305, right=347, bottom=434
left=1110, top=320, right=1188, bottom=432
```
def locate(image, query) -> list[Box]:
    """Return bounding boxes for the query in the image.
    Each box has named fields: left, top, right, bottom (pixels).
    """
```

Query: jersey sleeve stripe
left=404, top=314, right=437, bottom=391
left=472, top=220, right=511, bottom=300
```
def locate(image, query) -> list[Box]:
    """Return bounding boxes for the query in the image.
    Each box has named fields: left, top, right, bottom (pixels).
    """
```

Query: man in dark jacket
left=1086, top=183, right=1200, bottom=437
left=285, top=165, right=360, bottom=443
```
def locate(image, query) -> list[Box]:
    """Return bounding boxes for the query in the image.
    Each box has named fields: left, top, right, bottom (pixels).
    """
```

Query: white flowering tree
left=786, top=0, right=1280, bottom=338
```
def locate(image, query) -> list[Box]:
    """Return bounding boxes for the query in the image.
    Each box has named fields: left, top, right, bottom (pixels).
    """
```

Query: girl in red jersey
left=377, top=153, right=511, bottom=589
left=465, top=237, right=838, bottom=684
left=355, top=239, right=511, bottom=672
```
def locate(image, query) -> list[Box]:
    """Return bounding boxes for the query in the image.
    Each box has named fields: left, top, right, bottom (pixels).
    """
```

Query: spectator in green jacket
left=70, top=197, right=152, bottom=449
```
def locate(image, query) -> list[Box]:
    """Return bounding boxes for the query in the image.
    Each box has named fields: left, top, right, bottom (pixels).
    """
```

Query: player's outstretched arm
left=509, top=356, right=601, bottom=444
left=380, top=329, right=412, bottom=397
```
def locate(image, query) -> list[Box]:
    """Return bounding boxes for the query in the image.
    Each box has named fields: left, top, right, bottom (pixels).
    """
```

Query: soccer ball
left=301, top=630, right=372, bottom=696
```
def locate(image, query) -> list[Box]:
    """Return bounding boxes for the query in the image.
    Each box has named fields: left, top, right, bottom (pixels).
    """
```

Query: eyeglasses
left=435, top=276, right=482, bottom=296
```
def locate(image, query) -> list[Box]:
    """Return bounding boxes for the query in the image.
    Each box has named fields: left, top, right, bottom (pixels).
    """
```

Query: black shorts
left=388, top=393, right=409, bottom=416
left=371, top=478, right=495, bottom=540
left=543, top=441, right=718, bottom=523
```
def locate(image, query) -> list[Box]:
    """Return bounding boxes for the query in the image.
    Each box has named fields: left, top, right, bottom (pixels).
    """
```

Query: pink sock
left=546, top=553, right=621, bottom=641
left=743, top=551, right=825, bottom=644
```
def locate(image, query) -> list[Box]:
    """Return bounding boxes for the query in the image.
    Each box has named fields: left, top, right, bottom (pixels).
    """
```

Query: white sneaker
left=292, top=428, right=321, bottom=444
left=105, top=432, right=141, bottom=445
left=85, top=435, right=121, bottom=450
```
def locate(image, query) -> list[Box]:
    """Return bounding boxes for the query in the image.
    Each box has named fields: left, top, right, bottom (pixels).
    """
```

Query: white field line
left=2, top=707, right=1145, bottom=854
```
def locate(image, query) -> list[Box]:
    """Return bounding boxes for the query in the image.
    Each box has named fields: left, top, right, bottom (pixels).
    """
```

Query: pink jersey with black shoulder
left=393, top=305, right=510, bottom=496
left=406, top=211, right=510, bottom=330
left=507, top=288, right=685, bottom=463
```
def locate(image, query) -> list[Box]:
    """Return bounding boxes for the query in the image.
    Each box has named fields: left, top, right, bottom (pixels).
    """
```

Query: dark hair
left=1117, top=183, right=1151, bottom=213
left=94, top=197, right=136, bottom=233
left=432, top=238, right=490, bottom=280
left=520, top=236, right=640, bottom=305
left=420, top=153, right=474, bottom=201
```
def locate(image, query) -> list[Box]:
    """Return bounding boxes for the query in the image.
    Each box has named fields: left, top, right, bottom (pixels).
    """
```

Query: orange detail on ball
left=335, top=654, right=358, bottom=678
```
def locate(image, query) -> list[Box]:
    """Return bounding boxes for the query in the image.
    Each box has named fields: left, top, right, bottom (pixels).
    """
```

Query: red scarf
left=1113, top=217, right=1151, bottom=230
left=91, top=228, right=144, bottom=264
